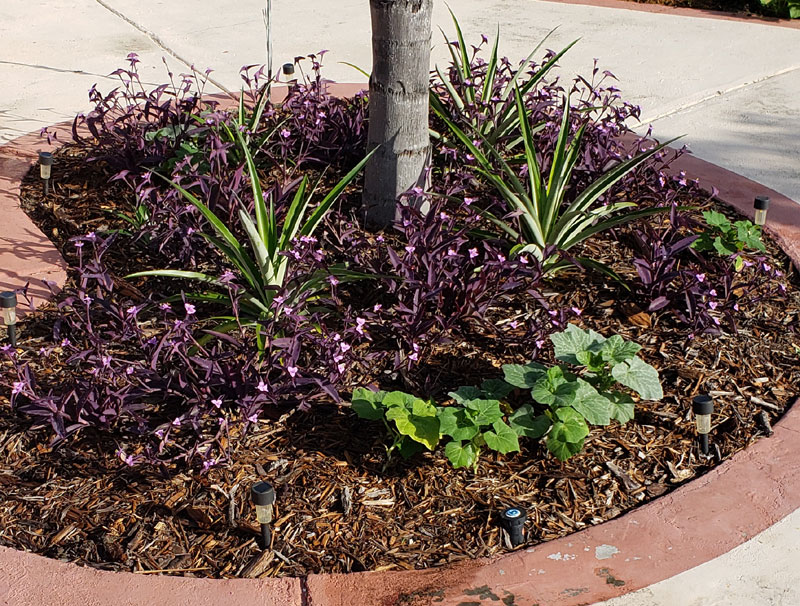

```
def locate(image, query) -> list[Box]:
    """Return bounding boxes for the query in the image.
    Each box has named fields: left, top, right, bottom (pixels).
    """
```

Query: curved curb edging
left=539, top=0, right=800, bottom=30
left=0, top=101, right=798, bottom=606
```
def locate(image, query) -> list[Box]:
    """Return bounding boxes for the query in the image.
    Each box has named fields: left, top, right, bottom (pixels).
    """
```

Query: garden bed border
left=0, top=85, right=798, bottom=606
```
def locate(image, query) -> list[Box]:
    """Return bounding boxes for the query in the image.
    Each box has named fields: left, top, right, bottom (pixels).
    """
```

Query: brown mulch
left=0, top=147, right=798, bottom=579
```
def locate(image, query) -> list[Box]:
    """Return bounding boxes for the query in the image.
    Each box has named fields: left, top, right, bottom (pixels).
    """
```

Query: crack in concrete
left=0, top=60, right=115, bottom=80
left=640, top=64, right=800, bottom=125
left=92, top=0, right=234, bottom=95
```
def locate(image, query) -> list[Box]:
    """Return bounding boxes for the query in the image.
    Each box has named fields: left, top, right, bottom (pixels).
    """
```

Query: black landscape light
left=500, top=506, right=527, bottom=547
left=39, top=151, right=53, bottom=196
left=251, top=480, right=275, bottom=549
left=692, top=394, right=714, bottom=456
left=282, top=62, right=295, bottom=80
left=753, top=196, right=770, bottom=227
left=0, top=292, right=17, bottom=347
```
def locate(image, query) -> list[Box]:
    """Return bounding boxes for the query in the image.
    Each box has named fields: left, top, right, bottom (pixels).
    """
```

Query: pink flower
left=212, top=398, right=222, bottom=409
left=280, top=129, right=291, bottom=138
left=202, top=459, right=217, bottom=471
left=287, top=366, right=298, bottom=378
left=695, top=273, right=706, bottom=283
left=257, top=381, right=269, bottom=393
left=373, top=303, right=382, bottom=312
left=468, top=248, right=478, bottom=259
left=571, top=307, right=582, bottom=316
left=184, top=303, right=196, bottom=316
left=463, top=197, right=475, bottom=206
left=509, top=320, right=519, bottom=329
left=247, top=412, right=259, bottom=424
left=328, top=275, right=340, bottom=286
left=447, top=248, right=458, bottom=257
left=405, top=245, right=416, bottom=255
left=11, top=381, right=24, bottom=395
left=355, top=317, right=367, bottom=335
left=340, top=342, right=351, bottom=352
left=337, top=363, right=346, bottom=373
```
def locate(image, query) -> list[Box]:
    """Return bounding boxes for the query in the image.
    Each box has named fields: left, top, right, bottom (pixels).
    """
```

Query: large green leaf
left=508, top=404, right=551, bottom=439
left=611, top=356, right=663, bottom=401
left=382, top=391, right=417, bottom=409
left=437, top=407, right=481, bottom=442
left=385, top=406, right=441, bottom=450
left=444, top=440, right=479, bottom=469
left=448, top=386, right=484, bottom=404
left=546, top=433, right=585, bottom=461
left=531, top=366, right=579, bottom=408
left=607, top=392, right=636, bottom=424
left=463, top=399, right=504, bottom=426
left=480, top=379, right=514, bottom=400
left=599, top=335, right=642, bottom=366
left=502, top=361, right=548, bottom=389
left=351, top=387, right=386, bottom=421
left=483, top=420, right=520, bottom=454
left=569, top=380, right=612, bottom=426
left=554, top=407, right=590, bottom=441
left=550, top=323, right=606, bottom=365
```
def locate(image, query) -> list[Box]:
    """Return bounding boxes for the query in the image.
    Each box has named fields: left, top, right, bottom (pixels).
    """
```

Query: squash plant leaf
left=569, top=379, right=612, bottom=426
left=502, top=361, right=547, bottom=389
left=508, top=404, right=551, bottom=439
left=611, top=356, right=663, bottom=400
left=438, top=407, right=481, bottom=442
left=445, top=440, right=479, bottom=469
left=483, top=420, right=521, bottom=454
left=350, top=387, right=386, bottom=421
left=607, top=392, right=636, bottom=424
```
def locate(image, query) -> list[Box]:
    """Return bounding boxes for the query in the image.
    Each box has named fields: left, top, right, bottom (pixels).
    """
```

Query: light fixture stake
left=39, top=152, right=53, bottom=196
left=251, top=480, right=276, bottom=549
left=0, top=291, right=18, bottom=347
left=753, top=196, right=770, bottom=227
left=692, top=394, right=714, bottom=455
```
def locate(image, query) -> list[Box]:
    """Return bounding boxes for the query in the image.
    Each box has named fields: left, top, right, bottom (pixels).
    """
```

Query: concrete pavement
left=1, top=1, right=798, bottom=604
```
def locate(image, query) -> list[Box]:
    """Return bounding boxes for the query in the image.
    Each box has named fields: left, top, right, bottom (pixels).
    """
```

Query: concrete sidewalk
left=1, top=1, right=798, bottom=604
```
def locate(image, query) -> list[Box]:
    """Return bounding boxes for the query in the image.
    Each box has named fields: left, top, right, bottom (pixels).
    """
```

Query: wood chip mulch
left=0, top=147, right=797, bottom=579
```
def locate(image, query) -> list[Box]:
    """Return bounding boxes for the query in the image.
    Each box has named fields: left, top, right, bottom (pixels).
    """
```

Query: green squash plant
left=692, top=209, right=765, bottom=270
left=351, top=325, right=663, bottom=468
left=504, top=324, right=662, bottom=460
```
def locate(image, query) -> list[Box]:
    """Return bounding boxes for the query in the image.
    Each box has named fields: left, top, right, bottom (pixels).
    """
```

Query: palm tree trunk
left=363, top=0, right=432, bottom=228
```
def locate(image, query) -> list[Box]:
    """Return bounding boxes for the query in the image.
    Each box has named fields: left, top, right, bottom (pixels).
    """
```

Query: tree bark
left=363, top=0, right=432, bottom=228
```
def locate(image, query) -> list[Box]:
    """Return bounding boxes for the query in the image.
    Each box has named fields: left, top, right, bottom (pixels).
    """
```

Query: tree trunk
left=363, top=0, right=432, bottom=228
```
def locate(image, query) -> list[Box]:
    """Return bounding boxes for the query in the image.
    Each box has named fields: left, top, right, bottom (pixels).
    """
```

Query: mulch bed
left=0, top=146, right=797, bottom=579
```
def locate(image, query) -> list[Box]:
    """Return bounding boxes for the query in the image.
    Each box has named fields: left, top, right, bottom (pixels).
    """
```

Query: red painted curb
left=0, top=88, right=798, bottom=606
left=539, top=0, right=800, bottom=29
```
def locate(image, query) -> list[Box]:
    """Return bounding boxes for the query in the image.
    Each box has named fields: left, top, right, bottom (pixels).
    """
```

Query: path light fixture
left=282, top=62, right=295, bottom=81
left=753, top=196, right=770, bottom=227
left=692, top=394, right=714, bottom=456
left=251, top=480, right=275, bottom=549
left=499, top=506, right=527, bottom=547
left=0, top=292, right=17, bottom=347
left=39, top=152, right=53, bottom=196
